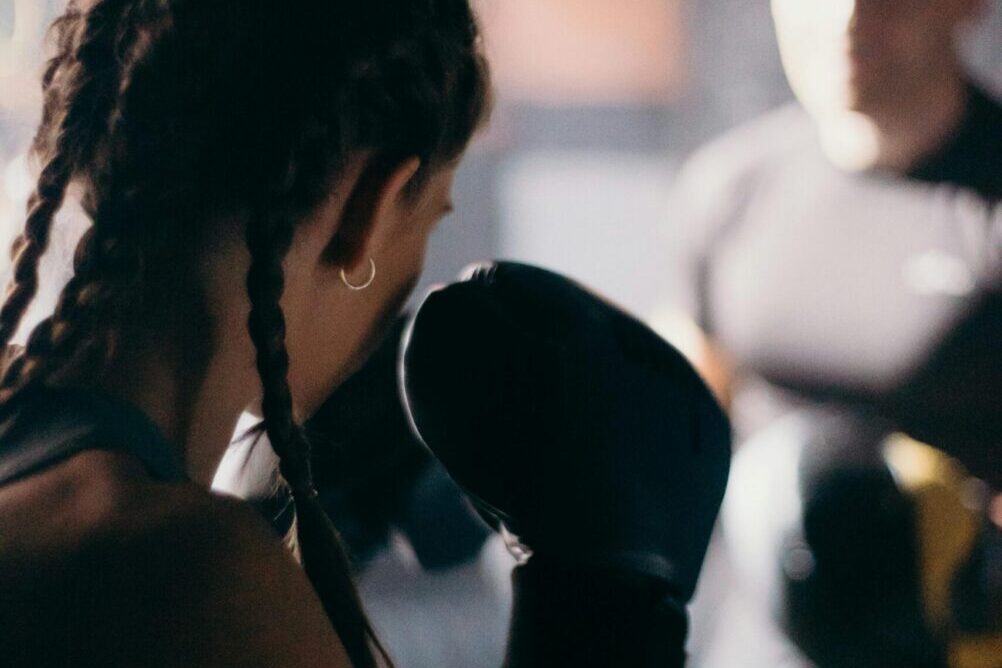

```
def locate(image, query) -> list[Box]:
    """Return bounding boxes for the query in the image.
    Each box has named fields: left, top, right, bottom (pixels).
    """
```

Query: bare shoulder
left=100, top=482, right=353, bottom=667
left=0, top=454, right=352, bottom=667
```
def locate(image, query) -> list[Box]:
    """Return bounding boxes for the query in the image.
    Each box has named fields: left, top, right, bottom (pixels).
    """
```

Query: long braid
left=0, top=155, right=72, bottom=350
left=0, top=0, right=133, bottom=365
left=2, top=221, right=142, bottom=394
left=246, top=212, right=390, bottom=668
left=34, top=3, right=85, bottom=159
left=2, top=0, right=157, bottom=396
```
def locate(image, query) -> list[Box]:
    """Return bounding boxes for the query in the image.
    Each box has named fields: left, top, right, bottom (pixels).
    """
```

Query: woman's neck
left=99, top=340, right=256, bottom=486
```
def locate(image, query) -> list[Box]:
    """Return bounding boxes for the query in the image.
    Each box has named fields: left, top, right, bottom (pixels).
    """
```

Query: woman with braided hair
left=0, top=0, right=488, bottom=665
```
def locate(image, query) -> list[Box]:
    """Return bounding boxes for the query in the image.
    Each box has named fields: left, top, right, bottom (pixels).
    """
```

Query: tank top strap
left=0, top=385, right=187, bottom=485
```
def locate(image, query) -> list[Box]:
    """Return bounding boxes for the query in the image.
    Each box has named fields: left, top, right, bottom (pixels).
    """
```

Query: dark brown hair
left=0, top=1, right=490, bottom=665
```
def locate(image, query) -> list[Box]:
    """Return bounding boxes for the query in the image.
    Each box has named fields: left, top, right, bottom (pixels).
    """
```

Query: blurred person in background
left=667, top=0, right=1001, bottom=666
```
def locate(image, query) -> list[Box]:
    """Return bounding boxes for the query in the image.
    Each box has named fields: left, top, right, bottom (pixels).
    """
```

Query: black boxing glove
left=400, top=261, right=731, bottom=666
left=216, top=318, right=490, bottom=571
left=306, top=317, right=491, bottom=570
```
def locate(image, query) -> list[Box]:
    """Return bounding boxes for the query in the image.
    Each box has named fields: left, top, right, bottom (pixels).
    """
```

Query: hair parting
left=246, top=209, right=391, bottom=667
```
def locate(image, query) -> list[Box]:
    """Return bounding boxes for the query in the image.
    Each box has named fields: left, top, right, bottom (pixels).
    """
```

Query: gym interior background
left=2, top=2, right=1000, bottom=667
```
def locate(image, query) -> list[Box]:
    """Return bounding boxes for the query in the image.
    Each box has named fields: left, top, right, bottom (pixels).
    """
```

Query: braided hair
left=0, top=1, right=490, bottom=665
left=0, top=0, right=133, bottom=383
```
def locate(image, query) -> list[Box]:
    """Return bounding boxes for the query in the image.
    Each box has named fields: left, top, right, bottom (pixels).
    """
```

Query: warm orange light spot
left=476, top=0, right=688, bottom=106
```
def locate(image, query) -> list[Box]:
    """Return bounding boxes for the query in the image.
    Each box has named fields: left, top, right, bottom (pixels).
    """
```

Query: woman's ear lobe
left=322, top=156, right=421, bottom=269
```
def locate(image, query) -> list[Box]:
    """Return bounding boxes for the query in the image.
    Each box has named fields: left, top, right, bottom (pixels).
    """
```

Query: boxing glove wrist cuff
left=504, top=555, right=688, bottom=668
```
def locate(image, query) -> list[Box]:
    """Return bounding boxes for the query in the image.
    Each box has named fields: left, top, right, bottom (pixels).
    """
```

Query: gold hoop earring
left=339, top=258, right=376, bottom=291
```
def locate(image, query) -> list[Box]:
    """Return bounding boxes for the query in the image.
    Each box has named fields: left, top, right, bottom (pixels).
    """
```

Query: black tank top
left=0, top=385, right=303, bottom=556
left=0, top=386, right=187, bottom=487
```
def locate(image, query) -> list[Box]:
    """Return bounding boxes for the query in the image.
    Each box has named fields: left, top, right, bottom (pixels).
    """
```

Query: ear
left=323, top=156, right=422, bottom=273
